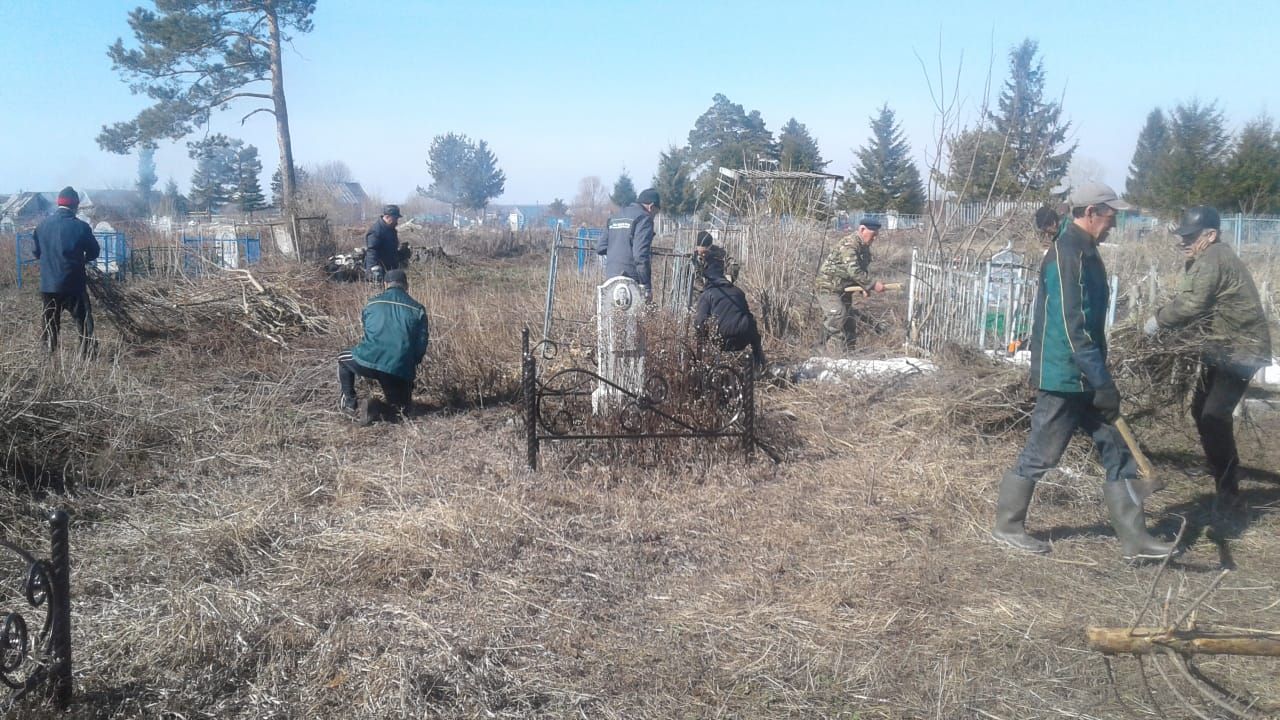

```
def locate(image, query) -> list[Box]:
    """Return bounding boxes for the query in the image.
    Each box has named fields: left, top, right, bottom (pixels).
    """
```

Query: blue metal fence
left=16, top=231, right=129, bottom=288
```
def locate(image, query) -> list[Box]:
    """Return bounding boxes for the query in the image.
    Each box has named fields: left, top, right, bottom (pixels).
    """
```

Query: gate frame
left=1, top=510, right=72, bottom=711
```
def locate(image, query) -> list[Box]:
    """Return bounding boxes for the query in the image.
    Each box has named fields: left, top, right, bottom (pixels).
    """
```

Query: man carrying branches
left=815, top=216, right=886, bottom=353
left=992, top=182, right=1177, bottom=561
left=1144, top=206, right=1271, bottom=505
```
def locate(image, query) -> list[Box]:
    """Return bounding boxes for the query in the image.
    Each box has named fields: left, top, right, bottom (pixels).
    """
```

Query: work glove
left=1143, top=316, right=1160, bottom=337
left=1092, top=385, right=1122, bottom=423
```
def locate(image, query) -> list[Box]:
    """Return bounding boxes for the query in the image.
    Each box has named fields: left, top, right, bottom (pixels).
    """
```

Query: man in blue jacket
left=598, top=188, right=659, bottom=299
left=992, top=182, right=1176, bottom=561
left=364, top=204, right=403, bottom=281
left=338, top=269, right=429, bottom=423
left=32, top=186, right=100, bottom=357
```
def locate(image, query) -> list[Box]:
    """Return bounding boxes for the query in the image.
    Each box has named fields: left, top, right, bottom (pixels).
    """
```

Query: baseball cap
left=1171, top=206, right=1221, bottom=237
left=382, top=204, right=402, bottom=218
left=1067, top=181, right=1131, bottom=211
left=636, top=188, right=661, bottom=208
left=858, top=216, right=883, bottom=230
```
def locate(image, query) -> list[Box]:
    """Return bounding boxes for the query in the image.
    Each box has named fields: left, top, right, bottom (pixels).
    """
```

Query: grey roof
left=311, top=181, right=368, bottom=205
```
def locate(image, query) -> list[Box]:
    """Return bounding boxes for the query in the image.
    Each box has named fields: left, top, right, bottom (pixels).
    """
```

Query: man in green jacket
left=1144, top=206, right=1272, bottom=503
left=993, top=182, right=1176, bottom=561
left=338, top=269, right=429, bottom=423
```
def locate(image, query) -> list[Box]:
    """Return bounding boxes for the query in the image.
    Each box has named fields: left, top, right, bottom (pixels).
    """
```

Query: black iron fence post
left=48, top=510, right=71, bottom=708
left=522, top=329, right=539, bottom=469
left=742, top=353, right=755, bottom=462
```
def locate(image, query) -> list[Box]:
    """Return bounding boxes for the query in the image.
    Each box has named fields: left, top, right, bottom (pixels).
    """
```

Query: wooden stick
left=1115, top=416, right=1167, bottom=499
left=843, top=282, right=903, bottom=294
left=1086, top=627, right=1280, bottom=656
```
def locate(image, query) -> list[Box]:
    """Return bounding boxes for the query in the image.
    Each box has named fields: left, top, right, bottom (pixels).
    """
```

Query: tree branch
left=240, top=107, right=276, bottom=124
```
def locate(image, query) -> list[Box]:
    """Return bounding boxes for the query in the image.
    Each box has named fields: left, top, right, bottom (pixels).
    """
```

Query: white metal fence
left=906, top=247, right=1039, bottom=355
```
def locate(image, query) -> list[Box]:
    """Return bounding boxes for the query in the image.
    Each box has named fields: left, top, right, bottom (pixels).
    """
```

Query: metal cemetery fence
left=907, top=246, right=1038, bottom=355
left=1, top=510, right=72, bottom=712
left=16, top=231, right=130, bottom=289
left=520, top=329, right=755, bottom=469
left=540, top=225, right=698, bottom=359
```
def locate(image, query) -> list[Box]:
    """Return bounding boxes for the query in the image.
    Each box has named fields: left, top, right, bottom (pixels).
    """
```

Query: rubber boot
left=1102, top=481, right=1177, bottom=561
left=992, top=472, right=1050, bottom=554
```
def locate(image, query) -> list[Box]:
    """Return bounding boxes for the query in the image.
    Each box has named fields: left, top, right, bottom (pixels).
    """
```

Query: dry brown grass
left=1, top=233, right=1279, bottom=719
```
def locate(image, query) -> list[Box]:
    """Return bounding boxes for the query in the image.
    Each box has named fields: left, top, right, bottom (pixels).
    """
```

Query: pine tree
left=272, top=165, right=308, bottom=208
left=159, top=178, right=188, bottom=217
left=1124, top=108, right=1169, bottom=209
left=187, top=135, right=238, bottom=214
left=98, top=1, right=315, bottom=217
left=136, top=144, right=158, bottom=209
left=418, top=133, right=505, bottom=220
left=234, top=144, right=267, bottom=213
left=686, top=94, right=777, bottom=202
left=462, top=139, right=505, bottom=212
left=777, top=118, right=828, bottom=172
left=611, top=170, right=637, bottom=207
left=986, top=39, right=1074, bottom=199
left=844, top=105, right=925, bottom=214
left=651, top=145, right=698, bottom=216
left=1223, top=115, right=1280, bottom=215
left=942, top=128, right=1016, bottom=202
left=1150, top=100, right=1229, bottom=212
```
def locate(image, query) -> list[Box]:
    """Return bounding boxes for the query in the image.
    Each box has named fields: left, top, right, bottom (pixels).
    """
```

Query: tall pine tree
left=1223, top=115, right=1280, bottom=215
left=136, top=144, right=158, bottom=209
left=987, top=39, right=1074, bottom=199
left=777, top=118, right=827, bottom=172
left=1150, top=100, right=1229, bottom=213
left=234, top=144, right=266, bottom=213
left=187, top=135, right=238, bottom=214
left=1124, top=108, right=1169, bottom=209
left=843, top=105, right=925, bottom=214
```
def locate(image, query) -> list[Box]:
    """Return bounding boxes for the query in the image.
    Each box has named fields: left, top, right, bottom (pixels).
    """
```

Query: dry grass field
left=2, top=225, right=1278, bottom=719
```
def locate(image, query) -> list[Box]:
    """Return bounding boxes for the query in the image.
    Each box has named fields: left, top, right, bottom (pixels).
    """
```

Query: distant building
left=2, top=189, right=153, bottom=231
left=1, top=191, right=57, bottom=231
left=301, top=181, right=369, bottom=225
left=507, top=204, right=570, bottom=231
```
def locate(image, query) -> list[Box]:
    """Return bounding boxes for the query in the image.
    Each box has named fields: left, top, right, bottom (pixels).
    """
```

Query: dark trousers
left=338, top=351, right=412, bottom=410
left=41, top=291, right=94, bottom=356
left=720, top=328, right=766, bottom=368
left=1010, top=390, right=1137, bottom=485
left=1191, top=363, right=1252, bottom=492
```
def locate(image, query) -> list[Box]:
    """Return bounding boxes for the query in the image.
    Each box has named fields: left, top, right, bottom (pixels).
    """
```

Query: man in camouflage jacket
left=1145, top=206, right=1272, bottom=502
left=814, top=217, right=884, bottom=352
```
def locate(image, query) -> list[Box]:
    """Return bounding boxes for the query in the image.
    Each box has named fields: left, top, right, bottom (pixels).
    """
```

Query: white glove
left=1143, top=316, right=1160, bottom=337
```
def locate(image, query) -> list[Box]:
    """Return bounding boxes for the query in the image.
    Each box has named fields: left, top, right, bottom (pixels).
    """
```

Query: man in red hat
left=32, top=187, right=100, bottom=357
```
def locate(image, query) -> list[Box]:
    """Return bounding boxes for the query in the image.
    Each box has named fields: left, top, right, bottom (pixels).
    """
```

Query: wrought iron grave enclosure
left=521, top=329, right=755, bottom=469
left=1, top=510, right=72, bottom=712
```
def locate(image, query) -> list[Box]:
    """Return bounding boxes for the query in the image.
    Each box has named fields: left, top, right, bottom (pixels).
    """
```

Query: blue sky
left=2, top=0, right=1278, bottom=205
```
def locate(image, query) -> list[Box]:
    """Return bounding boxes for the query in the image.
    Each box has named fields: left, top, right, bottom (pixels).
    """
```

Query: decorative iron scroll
left=1, top=510, right=72, bottom=711
left=521, top=329, right=754, bottom=469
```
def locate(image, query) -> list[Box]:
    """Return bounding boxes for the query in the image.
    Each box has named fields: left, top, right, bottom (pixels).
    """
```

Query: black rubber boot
left=992, top=472, right=1050, bottom=554
left=1103, top=481, right=1178, bottom=561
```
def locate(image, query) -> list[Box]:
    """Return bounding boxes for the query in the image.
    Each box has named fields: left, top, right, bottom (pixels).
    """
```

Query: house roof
left=0, top=192, right=55, bottom=219
left=310, top=181, right=368, bottom=205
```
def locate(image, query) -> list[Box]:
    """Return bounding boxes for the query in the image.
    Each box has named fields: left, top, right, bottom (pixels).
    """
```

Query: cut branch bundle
left=88, top=268, right=333, bottom=347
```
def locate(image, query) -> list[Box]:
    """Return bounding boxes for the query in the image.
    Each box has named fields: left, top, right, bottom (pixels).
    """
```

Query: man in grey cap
left=993, top=181, right=1177, bottom=561
left=814, top=216, right=884, bottom=353
left=1144, top=206, right=1271, bottom=504
left=365, top=204, right=403, bottom=281
left=338, top=268, right=429, bottom=424
left=598, top=187, right=660, bottom=299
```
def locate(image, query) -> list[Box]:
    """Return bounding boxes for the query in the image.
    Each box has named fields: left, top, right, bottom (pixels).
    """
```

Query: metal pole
left=742, top=352, right=755, bottom=462
left=48, top=509, right=72, bottom=709
left=541, top=227, right=560, bottom=354
left=1106, top=273, right=1119, bottom=337
left=522, top=329, right=538, bottom=470
left=906, top=247, right=918, bottom=350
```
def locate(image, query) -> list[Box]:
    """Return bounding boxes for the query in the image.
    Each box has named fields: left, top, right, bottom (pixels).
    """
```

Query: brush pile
left=88, top=267, right=333, bottom=347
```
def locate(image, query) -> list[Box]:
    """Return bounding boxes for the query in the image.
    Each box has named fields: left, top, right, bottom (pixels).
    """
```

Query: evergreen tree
left=547, top=198, right=569, bottom=218
left=986, top=39, right=1074, bottom=199
left=136, top=144, right=158, bottom=209
left=1223, top=115, right=1280, bottom=215
left=611, top=170, right=637, bottom=207
left=418, top=133, right=506, bottom=219
left=98, top=1, right=315, bottom=217
left=777, top=118, right=828, bottom=172
left=651, top=145, right=698, bottom=216
left=1124, top=108, right=1169, bottom=209
left=234, top=144, right=267, bottom=213
left=272, top=165, right=308, bottom=208
left=159, top=178, right=188, bottom=217
left=686, top=94, right=777, bottom=202
left=187, top=135, right=238, bottom=214
left=942, top=128, right=1017, bottom=202
left=844, top=105, right=925, bottom=213
left=1150, top=100, right=1229, bottom=212
left=462, top=139, right=506, bottom=212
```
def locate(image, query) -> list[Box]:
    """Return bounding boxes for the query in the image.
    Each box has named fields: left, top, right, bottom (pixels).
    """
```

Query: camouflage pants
left=816, top=293, right=856, bottom=353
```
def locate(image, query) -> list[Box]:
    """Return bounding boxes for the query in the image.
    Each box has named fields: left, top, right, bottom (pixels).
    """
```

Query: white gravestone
left=594, top=276, right=646, bottom=414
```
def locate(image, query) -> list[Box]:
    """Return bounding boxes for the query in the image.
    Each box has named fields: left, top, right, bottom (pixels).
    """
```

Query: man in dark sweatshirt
left=32, top=186, right=100, bottom=357
left=693, top=252, right=765, bottom=368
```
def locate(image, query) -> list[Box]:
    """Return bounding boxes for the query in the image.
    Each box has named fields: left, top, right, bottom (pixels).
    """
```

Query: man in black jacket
left=364, top=204, right=403, bottom=280
left=32, top=187, right=100, bottom=357
left=693, top=254, right=765, bottom=368
left=599, top=188, right=659, bottom=298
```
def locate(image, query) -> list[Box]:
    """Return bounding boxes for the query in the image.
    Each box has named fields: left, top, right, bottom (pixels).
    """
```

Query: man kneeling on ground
left=694, top=252, right=765, bottom=369
left=338, top=269, right=428, bottom=423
